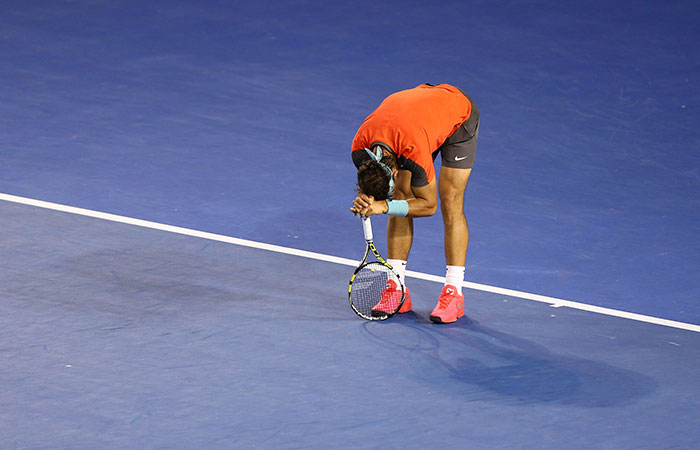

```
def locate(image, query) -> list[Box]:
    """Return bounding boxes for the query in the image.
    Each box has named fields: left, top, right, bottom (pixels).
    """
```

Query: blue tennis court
left=1, top=1, right=698, bottom=448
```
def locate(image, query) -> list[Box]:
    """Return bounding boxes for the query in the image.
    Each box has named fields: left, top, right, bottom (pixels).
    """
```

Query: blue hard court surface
left=1, top=1, right=699, bottom=448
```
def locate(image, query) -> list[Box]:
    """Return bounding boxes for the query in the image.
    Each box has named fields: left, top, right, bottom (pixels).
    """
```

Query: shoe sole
left=430, top=315, right=454, bottom=324
left=430, top=311, right=464, bottom=324
left=372, top=308, right=412, bottom=318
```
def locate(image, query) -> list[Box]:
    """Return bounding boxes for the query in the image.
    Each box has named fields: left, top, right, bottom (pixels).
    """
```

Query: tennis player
left=350, top=83, right=479, bottom=323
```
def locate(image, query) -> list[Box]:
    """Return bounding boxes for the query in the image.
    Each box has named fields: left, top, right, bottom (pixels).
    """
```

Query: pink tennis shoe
left=430, top=285, right=465, bottom=323
left=371, top=280, right=412, bottom=317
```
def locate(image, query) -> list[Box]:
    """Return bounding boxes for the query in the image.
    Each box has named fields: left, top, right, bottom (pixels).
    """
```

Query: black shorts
left=432, top=89, right=480, bottom=169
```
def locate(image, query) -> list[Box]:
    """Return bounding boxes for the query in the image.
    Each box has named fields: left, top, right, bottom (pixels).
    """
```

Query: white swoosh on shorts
left=455, top=156, right=468, bottom=161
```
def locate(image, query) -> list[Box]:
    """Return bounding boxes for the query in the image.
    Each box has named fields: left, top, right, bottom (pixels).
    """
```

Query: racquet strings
left=350, top=262, right=402, bottom=318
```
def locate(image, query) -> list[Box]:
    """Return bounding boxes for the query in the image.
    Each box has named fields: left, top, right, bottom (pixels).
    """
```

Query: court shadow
left=56, top=247, right=354, bottom=322
left=361, top=315, right=657, bottom=407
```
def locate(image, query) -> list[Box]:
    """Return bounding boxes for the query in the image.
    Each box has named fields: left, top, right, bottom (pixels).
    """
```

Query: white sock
left=445, top=265, right=465, bottom=294
left=387, top=259, right=407, bottom=286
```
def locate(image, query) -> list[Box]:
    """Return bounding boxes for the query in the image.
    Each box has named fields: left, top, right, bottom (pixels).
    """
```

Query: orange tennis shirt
left=351, top=83, right=473, bottom=187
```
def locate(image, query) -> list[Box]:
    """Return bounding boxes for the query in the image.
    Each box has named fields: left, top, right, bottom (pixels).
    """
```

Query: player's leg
left=429, top=166, right=471, bottom=323
left=430, top=118, right=478, bottom=323
left=387, top=169, right=414, bottom=262
left=440, top=167, right=471, bottom=268
left=434, top=120, right=478, bottom=269
left=383, top=169, right=414, bottom=313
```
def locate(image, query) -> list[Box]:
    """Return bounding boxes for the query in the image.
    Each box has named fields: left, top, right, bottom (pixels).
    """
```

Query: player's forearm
left=407, top=198, right=437, bottom=217
left=384, top=198, right=436, bottom=217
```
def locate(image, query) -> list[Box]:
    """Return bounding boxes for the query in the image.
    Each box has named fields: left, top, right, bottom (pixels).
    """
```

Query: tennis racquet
left=348, top=215, right=406, bottom=320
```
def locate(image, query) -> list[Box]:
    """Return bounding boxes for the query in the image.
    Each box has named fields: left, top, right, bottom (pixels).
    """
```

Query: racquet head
left=348, top=261, right=404, bottom=320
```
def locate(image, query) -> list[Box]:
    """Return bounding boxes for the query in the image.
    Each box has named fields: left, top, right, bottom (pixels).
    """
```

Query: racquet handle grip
left=361, top=215, right=373, bottom=241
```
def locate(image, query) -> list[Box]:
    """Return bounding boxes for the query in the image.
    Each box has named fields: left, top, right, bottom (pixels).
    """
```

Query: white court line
left=2, top=192, right=699, bottom=333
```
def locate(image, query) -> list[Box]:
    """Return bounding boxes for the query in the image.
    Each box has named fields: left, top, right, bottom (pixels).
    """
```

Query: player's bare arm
left=402, top=180, right=437, bottom=217
left=350, top=179, right=437, bottom=217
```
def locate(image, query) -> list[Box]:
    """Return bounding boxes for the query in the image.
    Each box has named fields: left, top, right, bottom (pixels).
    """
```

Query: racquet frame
left=348, top=216, right=406, bottom=321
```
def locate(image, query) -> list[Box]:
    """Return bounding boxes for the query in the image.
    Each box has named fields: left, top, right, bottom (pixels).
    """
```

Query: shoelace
left=437, top=291, right=454, bottom=309
left=380, top=285, right=399, bottom=304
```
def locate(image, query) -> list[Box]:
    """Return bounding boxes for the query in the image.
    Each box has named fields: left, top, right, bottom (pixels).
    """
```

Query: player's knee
left=440, top=190, right=463, bottom=209
left=440, top=193, right=465, bottom=218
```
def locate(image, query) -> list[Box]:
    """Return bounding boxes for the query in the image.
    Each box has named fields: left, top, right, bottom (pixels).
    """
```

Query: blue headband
left=364, top=146, right=394, bottom=197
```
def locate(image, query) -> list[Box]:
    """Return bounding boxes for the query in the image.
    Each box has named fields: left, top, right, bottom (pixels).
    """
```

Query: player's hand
left=350, top=194, right=388, bottom=216
left=350, top=193, right=373, bottom=216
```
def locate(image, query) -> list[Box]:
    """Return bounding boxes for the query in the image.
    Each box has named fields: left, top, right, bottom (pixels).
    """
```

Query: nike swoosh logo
left=455, top=156, right=467, bottom=161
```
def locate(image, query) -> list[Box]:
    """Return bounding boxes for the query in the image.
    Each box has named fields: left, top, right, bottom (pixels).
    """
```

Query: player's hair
left=357, top=156, right=395, bottom=201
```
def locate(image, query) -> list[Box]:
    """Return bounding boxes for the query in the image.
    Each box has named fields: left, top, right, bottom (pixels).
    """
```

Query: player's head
left=357, top=146, right=396, bottom=201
